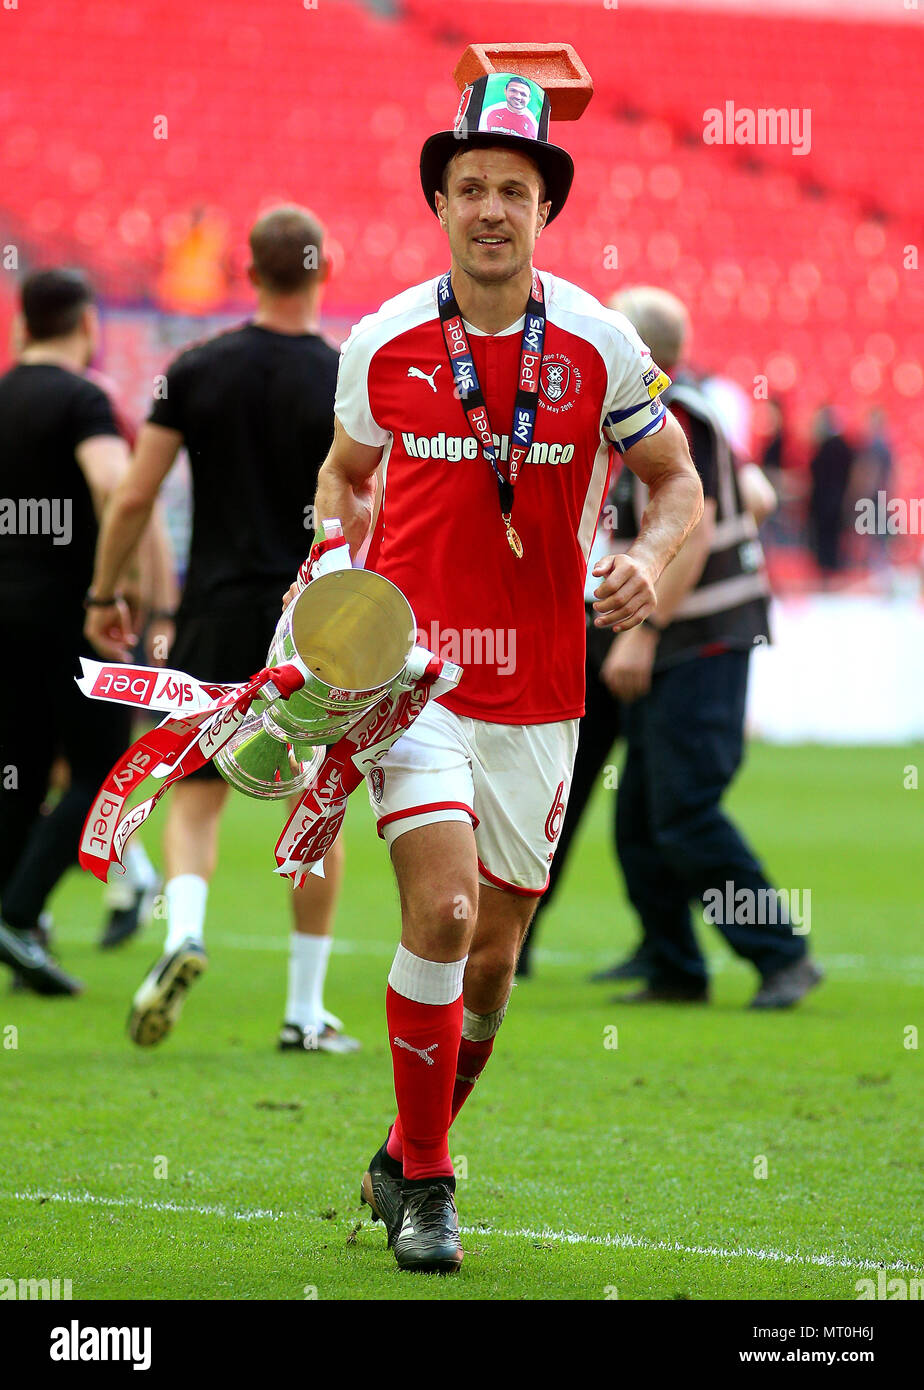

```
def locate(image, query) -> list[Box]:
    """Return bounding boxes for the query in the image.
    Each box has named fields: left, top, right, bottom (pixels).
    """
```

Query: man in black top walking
left=0, top=270, right=134, bottom=994
left=86, top=207, right=358, bottom=1052
left=523, top=287, right=823, bottom=1007
left=600, top=286, right=823, bottom=1008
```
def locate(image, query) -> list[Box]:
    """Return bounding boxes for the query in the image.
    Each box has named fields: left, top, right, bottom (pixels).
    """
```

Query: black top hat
left=420, top=72, right=574, bottom=223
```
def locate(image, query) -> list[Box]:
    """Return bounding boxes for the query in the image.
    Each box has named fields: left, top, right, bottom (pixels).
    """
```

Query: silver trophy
left=214, top=568, right=416, bottom=800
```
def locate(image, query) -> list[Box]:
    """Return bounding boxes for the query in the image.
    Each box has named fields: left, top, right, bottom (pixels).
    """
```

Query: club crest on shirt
left=540, top=354, right=582, bottom=413
left=542, top=361, right=569, bottom=400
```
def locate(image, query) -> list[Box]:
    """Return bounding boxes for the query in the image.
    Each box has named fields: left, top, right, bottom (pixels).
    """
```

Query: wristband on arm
left=83, top=593, right=121, bottom=609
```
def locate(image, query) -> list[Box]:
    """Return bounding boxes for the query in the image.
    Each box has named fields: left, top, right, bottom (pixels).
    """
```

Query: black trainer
left=393, top=1177, right=463, bottom=1275
left=10, top=912, right=53, bottom=993
left=589, top=945, right=653, bottom=983
left=360, top=1139, right=404, bottom=1247
left=278, top=1021, right=360, bottom=1054
left=128, top=938, right=207, bottom=1045
left=613, top=983, right=709, bottom=1004
left=99, top=879, right=160, bottom=950
left=0, top=921, right=83, bottom=997
left=749, top=957, right=824, bottom=1009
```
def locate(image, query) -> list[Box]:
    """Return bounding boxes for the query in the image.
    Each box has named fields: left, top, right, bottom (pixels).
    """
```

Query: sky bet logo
left=520, top=352, right=540, bottom=392
left=523, top=314, right=543, bottom=354
left=513, top=408, right=532, bottom=445
left=454, top=355, right=476, bottom=396
left=90, top=668, right=195, bottom=707
left=469, top=406, right=494, bottom=449
left=444, top=316, right=469, bottom=355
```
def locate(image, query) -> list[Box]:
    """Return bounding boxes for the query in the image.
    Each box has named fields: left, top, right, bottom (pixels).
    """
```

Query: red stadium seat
left=0, top=0, right=921, bottom=488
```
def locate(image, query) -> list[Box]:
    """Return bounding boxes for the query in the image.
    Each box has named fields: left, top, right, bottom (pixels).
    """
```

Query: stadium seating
left=1, top=0, right=921, bottom=501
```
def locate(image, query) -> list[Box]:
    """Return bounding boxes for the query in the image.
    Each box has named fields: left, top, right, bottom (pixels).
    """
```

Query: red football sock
left=385, top=1117, right=404, bottom=1163
left=450, top=1035, right=495, bottom=1123
left=386, top=983, right=463, bottom=1180
left=386, top=1034, right=497, bottom=1162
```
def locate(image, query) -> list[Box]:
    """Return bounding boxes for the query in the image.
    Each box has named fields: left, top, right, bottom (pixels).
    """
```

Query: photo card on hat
left=481, top=73, right=543, bottom=140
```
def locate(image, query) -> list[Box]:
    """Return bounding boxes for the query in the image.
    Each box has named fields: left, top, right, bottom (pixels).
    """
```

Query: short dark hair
left=20, top=269, right=93, bottom=341
left=441, top=147, right=547, bottom=202
left=506, top=77, right=531, bottom=92
left=249, top=205, right=325, bottom=294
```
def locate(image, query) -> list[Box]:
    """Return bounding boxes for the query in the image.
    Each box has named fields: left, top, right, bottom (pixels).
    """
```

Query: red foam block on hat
left=453, top=43, right=593, bottom=121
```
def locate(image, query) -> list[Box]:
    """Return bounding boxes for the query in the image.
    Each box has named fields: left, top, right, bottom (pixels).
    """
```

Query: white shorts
left=366, top=700, right=578, bottom=896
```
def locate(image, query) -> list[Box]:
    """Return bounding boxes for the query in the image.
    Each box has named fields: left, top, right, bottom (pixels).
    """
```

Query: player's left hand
left=601, top=625, right=657, bottom=702
left=591, top=553, right=657, bottom=630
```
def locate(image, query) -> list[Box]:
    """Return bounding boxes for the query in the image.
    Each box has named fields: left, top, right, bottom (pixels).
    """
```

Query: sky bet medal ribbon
left=437, top=269, right=546, bottom=559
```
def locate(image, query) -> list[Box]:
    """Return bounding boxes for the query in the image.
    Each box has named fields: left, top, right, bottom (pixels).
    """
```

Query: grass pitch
left=1, top=742, right=922, bottom=1301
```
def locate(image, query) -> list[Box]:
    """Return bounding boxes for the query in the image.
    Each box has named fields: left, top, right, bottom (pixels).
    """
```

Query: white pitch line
left=54, top=924, right=924, bottom=975
left=4, top=1188, right=286, bottom=1222
left=459, top=1225, right=924, bottom=1275
left=3, top=1188, right=920, bottom=1275
left=205, top=937, right=924, bottom=975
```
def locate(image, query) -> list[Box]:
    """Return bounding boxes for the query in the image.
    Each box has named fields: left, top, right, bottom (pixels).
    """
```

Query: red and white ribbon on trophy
left=76, top=522, right=460, bottom=886
left=77, top=660, right=306, bottom=883
left=274, top=649, right=458, bottom=886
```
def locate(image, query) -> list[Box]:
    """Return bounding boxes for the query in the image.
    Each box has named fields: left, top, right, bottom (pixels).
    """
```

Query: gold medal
left=504, top=519, right=524, bottom=559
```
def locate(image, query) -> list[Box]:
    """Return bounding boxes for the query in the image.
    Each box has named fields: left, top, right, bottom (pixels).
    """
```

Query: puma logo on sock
left=393, top=1036, right=439, bottom=1065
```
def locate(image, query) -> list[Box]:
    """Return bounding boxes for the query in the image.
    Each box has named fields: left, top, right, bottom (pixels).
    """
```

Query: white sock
left=104, top=865, right=135, bottom=911
left=387, top=944, right=467, bottom=1004
left=285, top=933, right=333, bottom=1032
left=124, top=840, right=158, bottom=891
left=164, top=875, right=208, bottom=952
left=105, top=841, right=158, bottom=909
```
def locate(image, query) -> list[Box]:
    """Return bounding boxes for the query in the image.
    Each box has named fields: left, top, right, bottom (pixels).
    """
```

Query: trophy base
left=214, top=714, right=326, bottom=802
left=214, top=568, right=417, bottom=801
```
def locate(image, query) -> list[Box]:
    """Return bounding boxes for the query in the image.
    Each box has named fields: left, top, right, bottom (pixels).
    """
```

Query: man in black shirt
left=86, top=207, right=357, bottom=1052
left=0, top=270, right=133, bottom=994
left=600, top=287, right=823, bottom=1008
left=524, top=288, right=823, bottom=1007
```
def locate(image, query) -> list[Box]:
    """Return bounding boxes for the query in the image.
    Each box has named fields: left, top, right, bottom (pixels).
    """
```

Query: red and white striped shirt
left=335, top=271, right=669, bottom=724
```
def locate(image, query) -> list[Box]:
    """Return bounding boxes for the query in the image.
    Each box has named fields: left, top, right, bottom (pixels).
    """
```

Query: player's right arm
left=314, top=416, right=382, bottom=557
left=282, top=419, right=382, bottom=611
left=311, top=308, right=391, bottom=563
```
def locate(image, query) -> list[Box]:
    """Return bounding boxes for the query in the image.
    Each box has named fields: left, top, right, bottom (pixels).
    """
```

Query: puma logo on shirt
left=407, top=364, right=442, bottom=392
